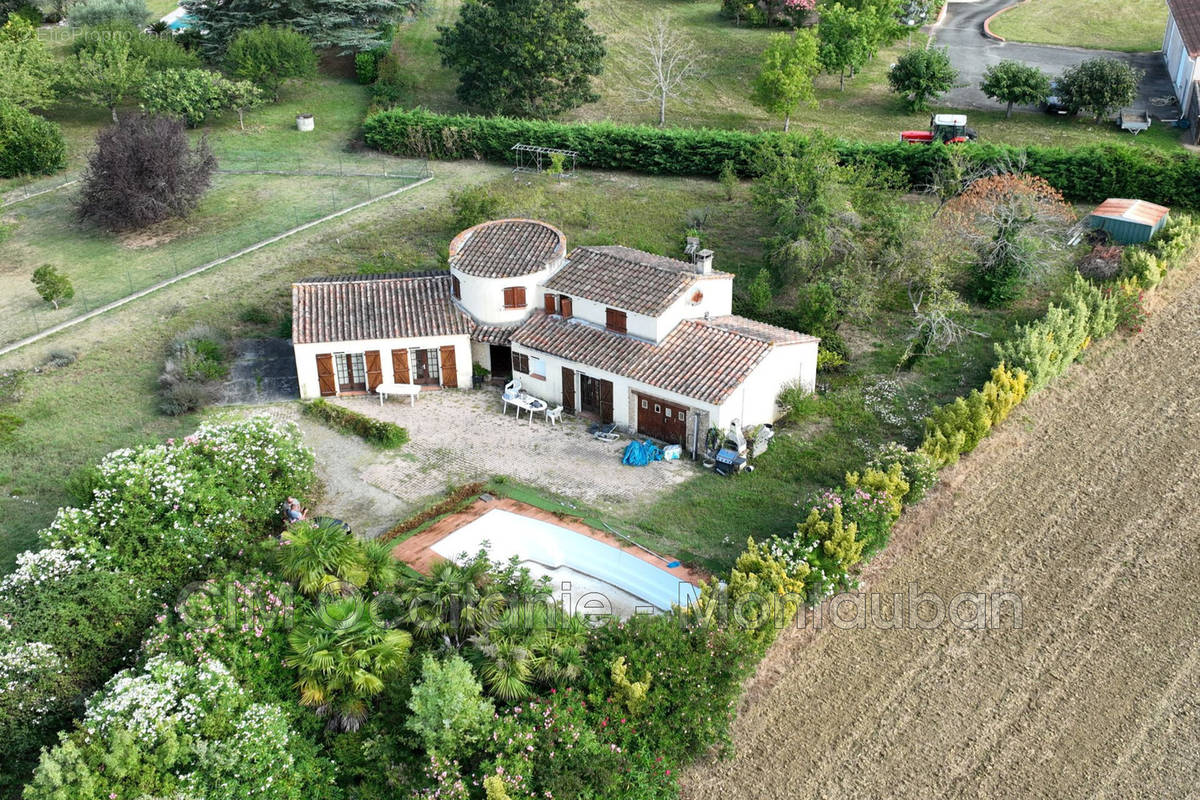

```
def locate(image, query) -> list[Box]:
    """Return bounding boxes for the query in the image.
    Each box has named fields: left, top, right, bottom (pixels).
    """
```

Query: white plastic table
left=375, top=382, right=421, bottom=406
left=507, top=393, right=548, bottom=425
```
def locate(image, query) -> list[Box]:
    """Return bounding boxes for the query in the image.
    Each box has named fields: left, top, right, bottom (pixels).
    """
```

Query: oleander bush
left=302, top=398, right=409, bottom=447
left=363, top=108, right=1200, bottom=207
left=0, top=418, right=314, bottom=782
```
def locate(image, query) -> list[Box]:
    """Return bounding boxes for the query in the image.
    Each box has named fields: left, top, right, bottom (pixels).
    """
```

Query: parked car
left=1044, top=81, right=1073, bottom=115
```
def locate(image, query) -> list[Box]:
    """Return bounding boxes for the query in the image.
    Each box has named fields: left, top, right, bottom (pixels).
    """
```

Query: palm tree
left=287, top=596, right=412, bottom=731
left=468, top=603, right=588, bottom=701
left=401, top=558, right=504, bottom=647
left=360, top=539, right=400, bottom=593
left=278, top=518, right=367, bottom=596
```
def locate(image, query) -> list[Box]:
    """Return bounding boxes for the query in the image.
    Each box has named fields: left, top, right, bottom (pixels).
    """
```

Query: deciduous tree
left=980, top=59, right=1050, bottom=118
left=627, top=13, right=704, bottom=126
left=887, top=45, right=957, bottom=111
left=139, top=68, right=262, bottom=127
left=1057, top=57, right=1140, bottom=122
left=751, top=30, right=820, bottom=131
left=437, top=0, right=606, bottom=119
left=76, top=114, right=217, bottom=232
left=224, top=24, right=316, bottom=102
left=62, top=35, right=148, bottom=123
left=31, top=265, right=74, bottom=309
left=0, top=16, right=56, bottom=110
left=818, top=2, right=871, bottom=90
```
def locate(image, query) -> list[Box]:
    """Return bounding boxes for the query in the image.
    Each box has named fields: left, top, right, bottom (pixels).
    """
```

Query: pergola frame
left=511, top=144, right=579, bottom=177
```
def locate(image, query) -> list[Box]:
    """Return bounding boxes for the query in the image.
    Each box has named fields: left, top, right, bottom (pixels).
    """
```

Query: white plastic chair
left=546, top=405, right=563, bottom=426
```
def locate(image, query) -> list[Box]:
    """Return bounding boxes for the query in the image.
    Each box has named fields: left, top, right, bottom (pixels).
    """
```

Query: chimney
left=695, top=249, right=714, bottom=274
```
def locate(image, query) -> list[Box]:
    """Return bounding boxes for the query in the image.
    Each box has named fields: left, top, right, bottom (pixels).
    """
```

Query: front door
left=490, top=345, right=512, bottom=378
left=411, top=349, right=440, bottom=385
left=334, top=352, right=366, bottom=393
left=579, top=374, right=601, bottom=416
left=637, top=393, right=687, bottom=444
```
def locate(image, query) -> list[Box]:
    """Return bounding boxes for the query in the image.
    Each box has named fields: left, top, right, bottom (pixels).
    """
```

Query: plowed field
left=682, top=267, right=1200, bottom=799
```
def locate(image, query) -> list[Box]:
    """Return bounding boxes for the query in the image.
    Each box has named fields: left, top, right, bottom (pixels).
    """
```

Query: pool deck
left=390, top=496, right=710, bottom=589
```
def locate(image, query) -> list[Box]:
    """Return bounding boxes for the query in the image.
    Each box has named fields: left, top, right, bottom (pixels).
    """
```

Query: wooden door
left=315, top=353, right=336, bottom=397
left=364, top=350, right=383, bottom=392
left=439, top=345, right=457, bottom=387
left=598, top=379, right=614, bottom=424
left=637, top=393, right=686, bottom=444
left=561, top=367, right=575, bottom=414
left=391, top=349, right=410, bottom=384
left=579, top=375, right=600, bottom=415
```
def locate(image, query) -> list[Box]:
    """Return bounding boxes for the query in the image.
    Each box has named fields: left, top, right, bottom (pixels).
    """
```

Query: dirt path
left=681, top=266, right=1200, bottom=799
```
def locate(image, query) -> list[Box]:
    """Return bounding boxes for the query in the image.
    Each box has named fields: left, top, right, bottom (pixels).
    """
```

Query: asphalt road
left=932, top=0, right=1178, bottom=118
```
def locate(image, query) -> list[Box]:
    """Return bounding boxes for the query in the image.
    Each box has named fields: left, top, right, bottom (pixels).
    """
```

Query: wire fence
left=1, top=170, right=433, bottom=350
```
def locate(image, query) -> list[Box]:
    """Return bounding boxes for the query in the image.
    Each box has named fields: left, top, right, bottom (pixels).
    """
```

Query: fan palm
left=278, top=518, right=368, bottom=596
left=402, top=558, right=504, bottom=646
left=468, top=602, right=588, bottom=701
left=360, top=539, right=400, bottom=593
left=287, top=596, right=412, bottom=731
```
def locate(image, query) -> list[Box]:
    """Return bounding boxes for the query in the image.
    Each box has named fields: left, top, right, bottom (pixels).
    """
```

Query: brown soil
left=681, top=265, right=1200, bottom=799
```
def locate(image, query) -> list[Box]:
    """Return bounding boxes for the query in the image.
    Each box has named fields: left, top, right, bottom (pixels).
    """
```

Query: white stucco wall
left=543, top=293, right=657, bottom=340
left=652, top=274, right=735, bottom=342
left=294, top=334, right=472, bottom=399
left=452, top=261, right=563, bottom=326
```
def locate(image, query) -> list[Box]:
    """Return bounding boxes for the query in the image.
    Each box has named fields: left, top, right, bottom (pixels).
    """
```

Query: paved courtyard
left=337, top=387, right=697, bottom=511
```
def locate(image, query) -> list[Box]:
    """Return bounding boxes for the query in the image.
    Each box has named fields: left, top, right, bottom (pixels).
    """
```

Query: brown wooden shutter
left=606, top=308, right=626, bottom=333
left=561, top=367, right=575, bottom=414
left=599, top=379, right=614, bottom=424
left=391, top=349, right=410, bottom=384
left=439, top=345, right=458, bottom=387
left=544, top=293, right=556, bottom=314
left=515, top=286, right=526, bottom=307
left=315, top=354, right=336, bottom=397
left=503, top=287, right=515, bottom=308
left=560, top=295, right=572, bottom=319
left=364, top=350, right=383, bottom=391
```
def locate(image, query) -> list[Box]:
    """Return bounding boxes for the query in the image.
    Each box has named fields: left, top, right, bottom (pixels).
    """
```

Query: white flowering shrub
left=0, top=641, right=73, bottom=745
left=0, top=548, right=94, bottom=594
left=27, top=659, right=337, bottom=800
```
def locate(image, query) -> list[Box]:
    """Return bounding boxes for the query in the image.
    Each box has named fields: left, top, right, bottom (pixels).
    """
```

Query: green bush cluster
left=994, top=297, right=1093, bottom=392
left=0, top=418, right=315, bottom=787
left=159, top=324, right=230, bottom=416
left=1120, top=212, right=1200, bottom=288
left=302, top=398, right=409, bottom=447
left=919, top=364, right=1030, bottom=467
left=363, top=108, right=1200, bottom=207
left=0, top=99, right=66, bottom=178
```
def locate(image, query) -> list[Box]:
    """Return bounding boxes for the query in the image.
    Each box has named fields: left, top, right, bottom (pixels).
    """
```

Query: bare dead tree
left=920, top=149, right=1031, bottom=218
left=899, top=283, right=984, bottom=368
left=627, top=14, right=706, bottom=126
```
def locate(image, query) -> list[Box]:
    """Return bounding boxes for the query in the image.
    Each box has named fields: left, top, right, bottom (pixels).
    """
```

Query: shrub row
left=377, top=481, right=484, bottom=544
left=302, top=398, right=409, bottom=448
left=0, top=417, right=314, bottom=790
left=363, top=108, right=1200, bottom=208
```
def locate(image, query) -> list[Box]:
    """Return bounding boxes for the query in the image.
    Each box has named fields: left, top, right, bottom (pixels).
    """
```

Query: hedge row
left=302, top=398, right=409, bottom=447
left=363, top=108, right=1200, bottom=208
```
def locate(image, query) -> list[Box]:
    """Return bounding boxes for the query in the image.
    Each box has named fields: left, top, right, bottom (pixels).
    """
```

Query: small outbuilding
left=1085, top=198, right=1170, bottom=244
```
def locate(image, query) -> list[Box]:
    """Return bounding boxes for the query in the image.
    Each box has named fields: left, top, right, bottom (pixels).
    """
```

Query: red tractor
left=899, top=114, right=978, bottom=144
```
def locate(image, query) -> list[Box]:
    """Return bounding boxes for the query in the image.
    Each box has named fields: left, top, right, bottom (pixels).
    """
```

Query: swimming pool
left=429, top=508, right=699, bottom=614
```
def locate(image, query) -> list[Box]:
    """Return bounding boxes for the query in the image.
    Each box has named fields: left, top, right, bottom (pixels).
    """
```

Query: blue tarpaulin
left=622, top=439, right=663, bottom=466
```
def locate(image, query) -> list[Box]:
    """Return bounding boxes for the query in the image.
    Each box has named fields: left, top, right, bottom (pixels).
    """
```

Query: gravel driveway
left=933, top=0, right=1178, bottom=117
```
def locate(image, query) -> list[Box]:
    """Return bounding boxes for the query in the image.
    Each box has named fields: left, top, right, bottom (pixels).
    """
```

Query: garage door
left=637, top=393, right=687, bottom=444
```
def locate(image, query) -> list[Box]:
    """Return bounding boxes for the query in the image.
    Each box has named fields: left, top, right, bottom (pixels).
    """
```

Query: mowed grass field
left=394, top=0, right=1184, bottom=150
left=681, top=260, right=1200, bottom=799
left=989, top=0, right=1169, bottom=53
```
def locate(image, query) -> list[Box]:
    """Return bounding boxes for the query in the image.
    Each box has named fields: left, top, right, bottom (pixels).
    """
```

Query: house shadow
left=217, top=338, right=299, bottom=405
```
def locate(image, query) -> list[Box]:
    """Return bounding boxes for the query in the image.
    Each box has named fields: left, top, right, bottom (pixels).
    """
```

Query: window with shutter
left=544, top=293, right=557, bottom=314
left=560, top=295, right=573, bottom=318
left=503, top=287, right=527, bottom=309
left=606, top=308, right=627, bottom=333
left=452, top=275, right=461, bottom=300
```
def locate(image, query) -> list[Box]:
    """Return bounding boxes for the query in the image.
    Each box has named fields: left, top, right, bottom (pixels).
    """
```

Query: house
left=1164, top=0, right=1200, bottom=122
left=1085, top=198, right=1170, bottom=244
left=293, top=219, right=819, bottom=450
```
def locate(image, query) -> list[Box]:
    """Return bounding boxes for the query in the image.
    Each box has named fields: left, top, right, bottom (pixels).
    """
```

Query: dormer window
left=606, top=308, right=627, bottom=334
left=503, top=286, right=527, bottom=309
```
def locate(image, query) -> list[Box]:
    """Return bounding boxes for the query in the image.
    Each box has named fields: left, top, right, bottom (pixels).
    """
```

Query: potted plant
left=472, top=363, right=490, bottom=389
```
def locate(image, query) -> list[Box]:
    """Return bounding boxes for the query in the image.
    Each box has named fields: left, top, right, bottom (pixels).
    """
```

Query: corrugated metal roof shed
left=1086, top=198, right=1170, bottom=244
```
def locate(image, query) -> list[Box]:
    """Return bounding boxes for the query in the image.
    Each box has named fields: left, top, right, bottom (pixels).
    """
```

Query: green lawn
left=989, top=0, right=1168, bottom=53
left=394, top=0, right=1184, bottom=150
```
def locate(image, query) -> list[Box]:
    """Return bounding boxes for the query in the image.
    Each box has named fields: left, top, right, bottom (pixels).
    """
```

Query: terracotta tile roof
left=292, top=272, right=473, bottom=345
left=1169, top=0, right=1200, bottom=56
left=470, top=323, right=518, bottom=345
left=511, top=312, right=809, bottom=405
left=544, top=246, right=733, bottom=316
left=448, top=219, right=566, bottom=278
left=1090, top=198, right=1170, bottom=227
left=703, top=315, right=820, bottom=345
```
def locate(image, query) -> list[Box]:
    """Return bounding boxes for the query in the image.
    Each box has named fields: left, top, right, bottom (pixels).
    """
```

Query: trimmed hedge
left=303, top=398, right=409, bottom=447
left=363, top=108, right=1200, bottom=208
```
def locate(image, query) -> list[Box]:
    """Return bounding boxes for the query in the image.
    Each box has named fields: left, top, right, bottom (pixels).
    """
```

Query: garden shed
left=1086, top=198, right=1170, bottom=244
